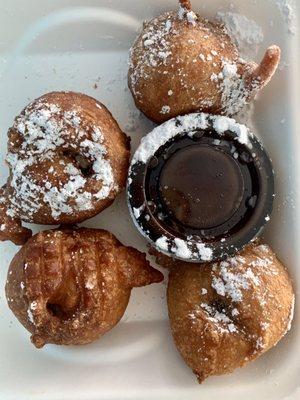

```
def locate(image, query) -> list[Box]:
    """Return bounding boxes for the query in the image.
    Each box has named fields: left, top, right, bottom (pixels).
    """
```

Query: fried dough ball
left=128, top=0, right=281, bottom=123
left=153, top=243, right=294, bottom=382
left=5, top=228, right=163, bottom=348
left=0, top=92, right=130, bottom=245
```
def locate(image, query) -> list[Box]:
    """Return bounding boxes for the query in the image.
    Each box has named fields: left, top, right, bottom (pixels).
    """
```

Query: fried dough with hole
left=5, top=228, right=163, bottom=348
left=0, top=92, right=130, bottom=245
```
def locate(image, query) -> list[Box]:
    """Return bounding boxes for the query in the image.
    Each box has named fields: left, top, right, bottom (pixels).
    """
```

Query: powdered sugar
left=178, top=5, right=197, bottom=26
left=196, top=243, right=213, bottom=262
left=5, top=98, right=116, bottom=221
left=131, top=113, right=252, bottom=165
left=154, top=234, right=213, bottom=262
left=160, top=105, right=171, bottom=115
left=212, top=113, right=249, bottom=145
left=211, top=260, right=255, bottom=302
left=211, top=60, right=260, bottom=116
left=256, top=337, right=265, bottom=349
left=276, top=0, right=296, bottom=35
left=232, top=308, right=239, bottom=317
left=172, top=238, right=192, bottom=259
left=27, top=300, right=38, bottom=324
left=199, top=303, right=238, bottom=334
left=129, top=13, right=174, bottom=91
left=85, top=274, right=97, bottom=290
left=27, top=309, right=35, bottom=324
left=261, top=322, right=270, bottom=330
left=30, top=301, right=38, bottom=310
left=133, top=204, right=145, bottom=219
left=155, top=236, right=169, bottom=252
left=216, top=12, right=264, bottom=59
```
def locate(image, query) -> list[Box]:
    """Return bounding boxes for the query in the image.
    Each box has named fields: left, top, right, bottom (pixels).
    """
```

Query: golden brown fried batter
left=153, top=243, right=294, bottom=382
left=0, top=187, right=32, bottom=245
left=5, top=228, right=163, bottom=348
left=0, top=92, right=130, bottom=245
left=128, top=0, right=280, bottom=123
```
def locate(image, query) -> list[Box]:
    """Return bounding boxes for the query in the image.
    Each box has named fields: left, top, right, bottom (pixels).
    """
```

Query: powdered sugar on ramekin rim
left=129, top=113, right=254, bottom=262
left=131, top=113, right=252, bottom=166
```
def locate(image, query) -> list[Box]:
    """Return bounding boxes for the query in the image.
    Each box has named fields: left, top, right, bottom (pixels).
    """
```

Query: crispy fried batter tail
left=119, top=247, right=164, bottom=287
left=245, top=45, right=281, bottom=97
left=179, top=0, right=192, bottom=10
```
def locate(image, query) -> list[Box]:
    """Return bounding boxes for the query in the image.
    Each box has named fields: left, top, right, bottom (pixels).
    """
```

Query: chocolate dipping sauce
left=159, top=145, right=244, bottom=230
left=127, top=114, right=274, bottom=262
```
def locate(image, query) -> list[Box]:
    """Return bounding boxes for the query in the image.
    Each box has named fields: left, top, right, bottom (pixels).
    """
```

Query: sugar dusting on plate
left=276, top=0, right=296, bottom=34
left=216, top=11, right=264, bottom=59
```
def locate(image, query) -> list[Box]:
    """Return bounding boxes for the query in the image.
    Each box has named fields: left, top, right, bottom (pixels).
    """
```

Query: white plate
left=0, top=1, right=299, bottom=399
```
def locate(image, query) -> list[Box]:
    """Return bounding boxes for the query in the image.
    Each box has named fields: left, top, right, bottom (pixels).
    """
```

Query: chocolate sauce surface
left=159, top=145, right=244, bottom=229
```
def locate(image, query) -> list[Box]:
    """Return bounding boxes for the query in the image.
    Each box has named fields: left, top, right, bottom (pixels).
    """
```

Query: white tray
left=0, top=1, right=299, bottom=399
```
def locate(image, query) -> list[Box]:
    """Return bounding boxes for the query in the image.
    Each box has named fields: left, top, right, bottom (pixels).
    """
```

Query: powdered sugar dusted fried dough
left=5, top=228, right=163, bottom=348
left=128, top=0, right=280, bottom=123
left=154, top=243, right=294, bottom=382
left=0, top=92, right=130, bottom=244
